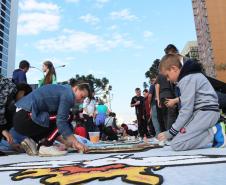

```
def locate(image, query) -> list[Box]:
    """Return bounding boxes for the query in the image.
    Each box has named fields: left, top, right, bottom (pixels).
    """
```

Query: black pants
left=156, top=105, right=166, bottom=132
left=103, top=126, right=118, bottom=141
left=146, top=116, right=156, bottom=136
left=127, top=130, right=138, bottom=136
left=83, top=114, right=96, bottom=139
left=136, top=114, right=148, bottom=138
left=160, top=98, right=178, bottom=130
left=13, top=110, right=57, bottom=143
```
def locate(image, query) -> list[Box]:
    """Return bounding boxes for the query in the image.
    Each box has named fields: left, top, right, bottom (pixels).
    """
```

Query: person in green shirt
left=38, top=61, right=57, bottom=87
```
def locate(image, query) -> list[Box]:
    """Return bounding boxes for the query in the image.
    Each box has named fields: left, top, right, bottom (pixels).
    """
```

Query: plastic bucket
left=88, top=132, right=100, bottom=143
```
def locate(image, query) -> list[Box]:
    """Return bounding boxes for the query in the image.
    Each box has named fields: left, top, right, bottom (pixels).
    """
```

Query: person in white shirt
left=121, top=122, right=138, bottom=137
left=83, top=93, right=96, bottom=138
left=103, top=112, right=118, bottom=140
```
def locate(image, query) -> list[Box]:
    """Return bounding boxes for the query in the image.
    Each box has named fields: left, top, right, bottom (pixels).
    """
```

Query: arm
left=148, top=94, right=152, bottom=116
left=130, top=97, right=138, bottom=107
left=155, top=84, right=161, bottom=107
left=167, top=79, right=196, bottom=138
left=165, top=97, right=179, bottom=108
left=57, top=95, right=88, bottom=152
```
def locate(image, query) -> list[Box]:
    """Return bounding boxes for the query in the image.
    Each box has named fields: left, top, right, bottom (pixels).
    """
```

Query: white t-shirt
left=105, top=117, right=114, bottom=127
left=83, top=98, right=96, bottom=115
left=127, top=124, right=138, bottom=131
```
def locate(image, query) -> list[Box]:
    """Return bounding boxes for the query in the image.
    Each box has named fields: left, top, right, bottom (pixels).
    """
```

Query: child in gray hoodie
left=157, top=54, right=225, bottom=151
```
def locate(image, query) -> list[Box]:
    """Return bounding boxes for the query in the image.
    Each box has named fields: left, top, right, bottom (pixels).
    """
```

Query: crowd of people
left=0, top=43, right=226, bottom=157
left=131, top=44, right=226, bottom=151
left=0, top=60, right=138, bottom=156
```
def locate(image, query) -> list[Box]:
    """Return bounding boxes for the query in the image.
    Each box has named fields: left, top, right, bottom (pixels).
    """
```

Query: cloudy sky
left=16, top=0, right=197, bottom=122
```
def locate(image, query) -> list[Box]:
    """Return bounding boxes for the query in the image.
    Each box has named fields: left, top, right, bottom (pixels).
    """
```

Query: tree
left=73, top=74, right=112, bottom=101
left=145, top=59, right=160, bottom=79
left=143, top=82, right=148, bottom=89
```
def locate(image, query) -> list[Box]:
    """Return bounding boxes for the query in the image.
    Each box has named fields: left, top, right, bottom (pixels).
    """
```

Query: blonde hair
left=159, top=54, right=182, bottom=72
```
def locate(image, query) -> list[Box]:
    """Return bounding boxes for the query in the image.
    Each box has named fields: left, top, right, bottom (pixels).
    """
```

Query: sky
left=16, top=0, right=197, bottom=123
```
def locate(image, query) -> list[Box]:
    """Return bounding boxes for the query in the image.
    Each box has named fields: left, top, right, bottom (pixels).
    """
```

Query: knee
left=171, top=138, right=187, bottom=151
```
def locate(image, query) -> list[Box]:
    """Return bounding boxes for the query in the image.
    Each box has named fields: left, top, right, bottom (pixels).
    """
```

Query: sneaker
left=213, top=122, right=226, bottom=148
left=38, top=145, right=68, bottom=157
left=21, top=138, right=38, bottom=156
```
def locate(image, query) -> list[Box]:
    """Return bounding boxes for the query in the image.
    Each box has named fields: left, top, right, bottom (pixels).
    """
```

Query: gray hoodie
left=169, top=73, right=219, bottom=137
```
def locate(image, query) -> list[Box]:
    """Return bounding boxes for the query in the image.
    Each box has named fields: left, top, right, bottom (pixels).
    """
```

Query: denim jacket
left=15, top=84, right=75, bottom=137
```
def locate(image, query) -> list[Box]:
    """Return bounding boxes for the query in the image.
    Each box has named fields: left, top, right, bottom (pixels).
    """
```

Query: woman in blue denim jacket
left=13, top=79, right=90, bottom=155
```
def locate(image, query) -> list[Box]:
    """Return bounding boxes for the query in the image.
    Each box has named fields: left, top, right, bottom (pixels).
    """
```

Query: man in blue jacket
left=13, top=79, right=90, bottom=156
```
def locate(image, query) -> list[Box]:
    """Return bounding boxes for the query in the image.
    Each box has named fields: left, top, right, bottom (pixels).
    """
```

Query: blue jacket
left=15, top=84, right=75, bottom=137
left=12, top=69, right=27, bottom=84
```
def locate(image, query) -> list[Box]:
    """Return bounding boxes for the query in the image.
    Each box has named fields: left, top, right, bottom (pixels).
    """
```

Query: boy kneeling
left=158, top=54, right=225, bottom=150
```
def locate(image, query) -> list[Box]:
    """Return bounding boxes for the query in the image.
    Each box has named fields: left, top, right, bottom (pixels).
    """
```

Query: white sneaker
left=38, top=145, right=68, bottom=157
left=21, top=138, right=38, bottom=156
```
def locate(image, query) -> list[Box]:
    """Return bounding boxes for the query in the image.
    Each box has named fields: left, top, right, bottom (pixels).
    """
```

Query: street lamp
left=30, top=65, right=66, bottom=72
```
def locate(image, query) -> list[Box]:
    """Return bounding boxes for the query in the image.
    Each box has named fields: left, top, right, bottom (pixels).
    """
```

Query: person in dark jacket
left=12, top=60, right=30, bottom=84
left=158, top=54, right=223, bottom=151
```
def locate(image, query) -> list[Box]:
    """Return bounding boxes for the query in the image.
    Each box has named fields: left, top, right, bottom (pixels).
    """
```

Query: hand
left=165, top=98, right=177, bottom=108
left=67, top=135, right=88, bottom=153
left=135, top=101, right=140, bottom=105
left=2, top=130, right=13, bottom=144
left=157, top=132, right=167, bottom=141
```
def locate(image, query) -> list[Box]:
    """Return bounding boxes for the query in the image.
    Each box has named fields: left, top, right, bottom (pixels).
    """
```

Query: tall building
left=181, top=41, right=199, bottom=60
left=192, top=0, right=226, bottom=82
left=0, top=0, right=18, bottom=78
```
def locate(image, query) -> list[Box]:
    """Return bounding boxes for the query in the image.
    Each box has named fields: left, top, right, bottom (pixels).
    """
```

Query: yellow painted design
left=13, top=165, right=161, bottom=185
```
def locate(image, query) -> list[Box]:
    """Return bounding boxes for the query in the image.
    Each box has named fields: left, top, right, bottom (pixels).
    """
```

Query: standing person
left=164, top=44, right=188, bottom=65
left=149, top=78, right=161, bottom=136
left=158, top=54, right=222, bottom=150
left=130, top=88, right=148, bottom=138
left=95, top=100, right=108, bottom=139
left=143, top=89, right=155, bottom=137
left=155, top=73, right=178, bottom=130
left=12, top=60, right=30, bottom=84
left=13, top=79, right=90, bottom=156
left=83, top=92, right=96, bottom=138
left=38, top=61, right=57, bottom=87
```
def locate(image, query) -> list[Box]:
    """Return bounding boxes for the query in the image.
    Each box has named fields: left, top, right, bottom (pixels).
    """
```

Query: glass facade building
left=0, top=0, right=18, bottom=77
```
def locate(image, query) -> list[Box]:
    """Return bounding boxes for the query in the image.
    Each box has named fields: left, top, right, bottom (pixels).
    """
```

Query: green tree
left=145, top=59, right=160, bottom=79
left=143, top=82, right=148, bottom=89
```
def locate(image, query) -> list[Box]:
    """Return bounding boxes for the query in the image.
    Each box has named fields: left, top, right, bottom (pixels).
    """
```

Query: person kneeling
left=13, top=79, right=90, bottom=156
left=157, top=54, right=224, bottom=151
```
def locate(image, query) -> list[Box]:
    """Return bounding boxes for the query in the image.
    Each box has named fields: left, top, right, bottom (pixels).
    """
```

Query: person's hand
left=135, top=101, right=140, bottom=105
left=67, top=135, right=88, bottom=153
left=157, top=132, right=167, bottom=141
left=2, top=130, right=13, bottom=144
left=165, top=98, right=177, bottom=108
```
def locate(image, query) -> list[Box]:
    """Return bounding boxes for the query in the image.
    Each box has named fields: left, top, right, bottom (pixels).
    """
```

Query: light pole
left=30, top=65, right=66, bottom=72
